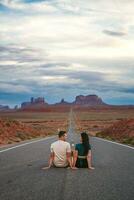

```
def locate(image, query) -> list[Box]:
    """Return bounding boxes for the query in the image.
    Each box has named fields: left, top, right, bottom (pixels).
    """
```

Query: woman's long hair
left=81, top=132, right=89, bottom=155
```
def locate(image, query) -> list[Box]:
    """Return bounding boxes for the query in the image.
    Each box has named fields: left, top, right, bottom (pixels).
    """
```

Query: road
left=0, top=110, right=134, bottom=200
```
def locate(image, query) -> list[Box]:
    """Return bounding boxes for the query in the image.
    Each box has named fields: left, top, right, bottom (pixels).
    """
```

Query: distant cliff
left=72, top=95, right=106, bottom=106
left=1, top=95, right=133, bottom=112
left=55, top=99, right=72, bottom=106
left=0, top=105, right=10, bottom=111
left=21, top=97, right=48, bottom=109
left=20, top=95, right=107, bottom=110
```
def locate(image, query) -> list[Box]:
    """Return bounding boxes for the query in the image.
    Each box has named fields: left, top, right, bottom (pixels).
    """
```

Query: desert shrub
left=93, top=125, right=99, bottom=128
left=8, top=141, right=12, bottom=144
left=96, top=132, right=103, bottom=137
left=5, top=121, right=11, bottom=127
left=96, top=132, right=114, bottom=140
left=0, top=129, right=3, bottom=135
left=12, top=120, right=20, bottom=125
left=15, top=132, right=27, bottom=140
left=122, top=137, right=134, bottom=145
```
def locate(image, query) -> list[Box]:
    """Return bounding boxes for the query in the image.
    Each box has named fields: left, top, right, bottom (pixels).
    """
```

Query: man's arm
left=66, top=143, right=77, bottom=169
left=42, top=152, right=55, bottom=170
left=48, top=152, right=55, bottom=168
left=66, top=152, right=73, bottom=168
left=66, top=152, right=78, bottom=169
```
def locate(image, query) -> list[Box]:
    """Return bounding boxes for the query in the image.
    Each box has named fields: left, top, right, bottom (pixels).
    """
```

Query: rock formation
left=21, top=97, right=48, bottom=109
left=72, top=95, right=106, bottom=106
left=0, top=105, right=10, bottom=111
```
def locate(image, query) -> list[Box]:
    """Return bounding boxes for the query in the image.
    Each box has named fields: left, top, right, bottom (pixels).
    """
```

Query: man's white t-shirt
left=50, top=140, right=71, bottom=167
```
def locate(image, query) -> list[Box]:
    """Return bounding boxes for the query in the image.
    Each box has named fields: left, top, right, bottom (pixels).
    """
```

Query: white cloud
left=0, top=82, right=31, bottom=93
left=1, top=1, right=134, bottom=60
left=0, top=60, right=18, bottom=65
left=0, top=0, right=134, bottom=104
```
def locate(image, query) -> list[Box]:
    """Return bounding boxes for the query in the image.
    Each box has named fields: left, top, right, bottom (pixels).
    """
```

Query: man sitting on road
left=42, top=131, right=77, bottom=169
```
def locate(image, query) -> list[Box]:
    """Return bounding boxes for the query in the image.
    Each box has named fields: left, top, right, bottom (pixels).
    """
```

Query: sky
left=0, top=0, right=134, bottom=107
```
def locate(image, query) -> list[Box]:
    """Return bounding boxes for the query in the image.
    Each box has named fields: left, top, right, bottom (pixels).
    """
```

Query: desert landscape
left=0, top=111, right=69, bottom=145
left=73, top=106, right=134, bottom=146
left=0, top=95, right=134, bottom=146
left=1, top=2, right=134, bottom=199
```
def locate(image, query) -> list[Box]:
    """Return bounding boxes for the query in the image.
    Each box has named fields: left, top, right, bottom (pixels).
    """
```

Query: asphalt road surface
left=0, top=110, right=134, bottom=200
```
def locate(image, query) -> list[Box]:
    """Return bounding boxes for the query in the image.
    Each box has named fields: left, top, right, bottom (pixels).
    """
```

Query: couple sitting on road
left=42, top=131, right=94, bottom=170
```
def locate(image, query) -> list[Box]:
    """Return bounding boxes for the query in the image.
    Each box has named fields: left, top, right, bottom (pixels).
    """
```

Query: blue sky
left=0, top=0, right=134, bottom=107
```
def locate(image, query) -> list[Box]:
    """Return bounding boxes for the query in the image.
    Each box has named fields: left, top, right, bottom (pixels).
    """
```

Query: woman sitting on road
left=73, top=132, right=95, bottom=169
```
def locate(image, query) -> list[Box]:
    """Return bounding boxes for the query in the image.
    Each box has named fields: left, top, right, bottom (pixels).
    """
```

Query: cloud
left=103, top=29, right=127, bottom=37
left=0, top=81, right=32, bottom=93
left=0, top=0, right=134, bottom=105
left=0, top=58, right=134, bottom=97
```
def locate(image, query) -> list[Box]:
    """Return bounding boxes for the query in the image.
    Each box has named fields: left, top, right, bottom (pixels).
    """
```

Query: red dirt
left=75, top=120, right=114, bottom=136
left=0, top=118, right=39, bottom=145
left=0, top=118, right=67, bottom=145
left=98, top=119, right=134, bottom=138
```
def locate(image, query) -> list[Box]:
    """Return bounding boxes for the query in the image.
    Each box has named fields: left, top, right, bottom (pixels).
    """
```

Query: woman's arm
left=73, top=150, right=78, bottom=167
left=66, top=152, right=77, bottom=169
left=87, top=150, right=95, bottom=170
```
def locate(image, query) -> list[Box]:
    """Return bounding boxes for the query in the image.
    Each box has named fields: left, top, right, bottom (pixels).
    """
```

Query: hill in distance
left=20, top=95, right=107, bottom=110
left=0, top=94, right=134, bottom=111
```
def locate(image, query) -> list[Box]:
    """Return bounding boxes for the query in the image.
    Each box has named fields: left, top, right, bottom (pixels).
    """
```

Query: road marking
left=0, top=136, right=56, bottom=153
left=95, top=137, right=134, bottom=150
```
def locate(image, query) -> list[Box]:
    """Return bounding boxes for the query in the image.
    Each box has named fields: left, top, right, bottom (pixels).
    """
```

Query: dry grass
left=0, top=111, right=68, bottom=121
left=74, top=107, right=134, bottom=146
left=0, top=111, right=69, bottom=145
left=0, top=107, right=134, bottom=146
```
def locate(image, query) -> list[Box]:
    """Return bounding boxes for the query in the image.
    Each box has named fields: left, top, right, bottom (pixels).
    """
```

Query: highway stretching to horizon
left=0, top=109, right=134, bottom=200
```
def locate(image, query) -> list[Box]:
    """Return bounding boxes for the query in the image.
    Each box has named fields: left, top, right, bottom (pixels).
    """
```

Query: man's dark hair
left=58, top=131, right=66, bottom=138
